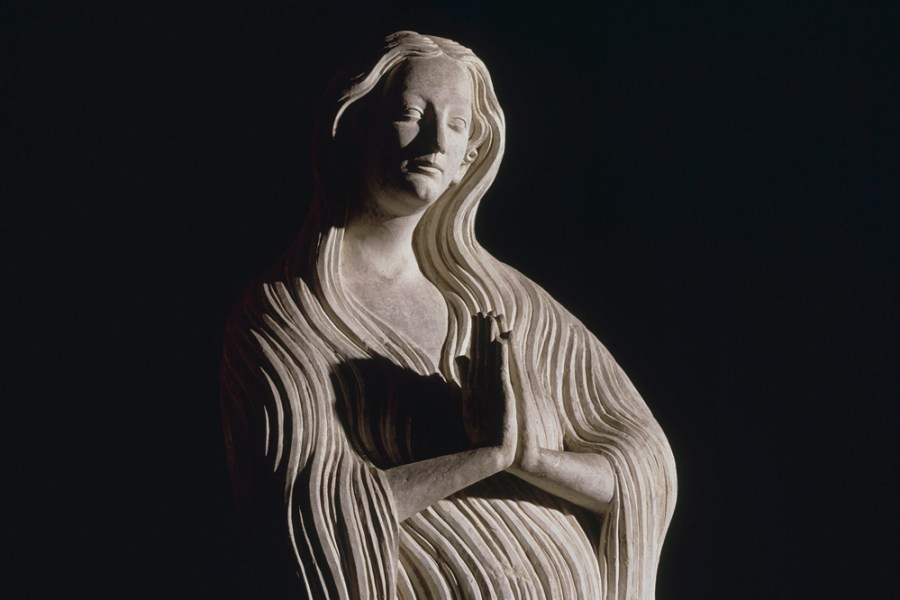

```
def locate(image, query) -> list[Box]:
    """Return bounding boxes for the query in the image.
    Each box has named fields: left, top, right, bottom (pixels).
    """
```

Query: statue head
left=311, top=31, right=505, bottom=229
left=301, top=32, right=507, bottom=350
left=354, top=54, right=476, bottom=216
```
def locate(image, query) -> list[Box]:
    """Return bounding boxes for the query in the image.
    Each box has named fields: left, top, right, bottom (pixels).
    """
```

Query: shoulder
left=488, top=257, right=591, bottom=332
left=486, top=256, right=623, bottom=365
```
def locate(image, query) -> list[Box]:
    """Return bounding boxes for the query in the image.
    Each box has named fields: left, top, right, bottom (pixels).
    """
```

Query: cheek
left=448, top=135, right=470, bottom=166
left=393, top=123, right=419, bottom=149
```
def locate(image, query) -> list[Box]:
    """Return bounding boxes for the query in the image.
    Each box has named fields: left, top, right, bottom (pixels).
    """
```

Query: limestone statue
left=221, top=31, right=676, bottom=599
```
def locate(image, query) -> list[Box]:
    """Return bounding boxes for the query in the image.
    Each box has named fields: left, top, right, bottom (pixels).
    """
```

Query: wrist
left=491, top=443, right=516, bottom=471
left=516, top=444, right=542, bottom=473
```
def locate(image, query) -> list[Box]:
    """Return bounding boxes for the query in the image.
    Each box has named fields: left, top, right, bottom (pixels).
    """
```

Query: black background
left=5, top=1, right=897, bottom=597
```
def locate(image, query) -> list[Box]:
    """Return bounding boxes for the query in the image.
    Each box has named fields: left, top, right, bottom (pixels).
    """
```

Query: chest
left=345, top=275, right=449, bottom=366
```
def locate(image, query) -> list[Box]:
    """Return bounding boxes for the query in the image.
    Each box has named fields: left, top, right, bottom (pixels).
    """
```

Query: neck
left=342, top=206, right=424, bottom=280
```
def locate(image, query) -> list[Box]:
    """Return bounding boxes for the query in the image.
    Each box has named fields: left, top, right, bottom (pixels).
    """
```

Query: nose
left=423, top=113, right=448, bottom=154
left=432, top=121, right=448, bottom=154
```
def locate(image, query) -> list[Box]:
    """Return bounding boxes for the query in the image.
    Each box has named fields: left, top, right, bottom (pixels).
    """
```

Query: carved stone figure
left=221, top=31, right=676, bottom=599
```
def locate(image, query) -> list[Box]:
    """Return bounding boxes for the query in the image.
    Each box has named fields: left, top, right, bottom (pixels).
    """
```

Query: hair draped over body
left=221, top=31, right=676, bottom=599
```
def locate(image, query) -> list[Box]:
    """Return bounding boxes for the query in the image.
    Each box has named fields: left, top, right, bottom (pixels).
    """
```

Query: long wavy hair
left=224, top=31, right=676, bottom=599
left=292, top=30, right=508, bottom=377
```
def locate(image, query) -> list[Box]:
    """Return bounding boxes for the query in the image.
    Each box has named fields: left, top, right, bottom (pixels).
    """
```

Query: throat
left=345, top=273, right=449, bottom=369
left=340, top=217, right=448, bottom=368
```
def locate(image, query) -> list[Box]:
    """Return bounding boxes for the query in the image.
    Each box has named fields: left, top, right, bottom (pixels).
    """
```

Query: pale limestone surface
left=221, top=31, right=676, bottom=599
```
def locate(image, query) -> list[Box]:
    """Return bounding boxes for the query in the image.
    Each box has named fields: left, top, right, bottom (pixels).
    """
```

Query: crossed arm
left=384, top=437, right=614, bottom=522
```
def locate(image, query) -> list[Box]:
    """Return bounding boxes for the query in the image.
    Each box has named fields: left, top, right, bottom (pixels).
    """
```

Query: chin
left=405, top=175, right=446, bottom=206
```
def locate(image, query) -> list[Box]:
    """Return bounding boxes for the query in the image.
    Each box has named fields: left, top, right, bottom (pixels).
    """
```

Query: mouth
left=406, top=158, right=443, bottom=175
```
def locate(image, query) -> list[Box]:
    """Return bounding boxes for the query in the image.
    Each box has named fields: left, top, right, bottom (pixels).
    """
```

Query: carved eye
left=449, top=117, right=468, bottom=133
left=401, top=106, right=424, bottom=121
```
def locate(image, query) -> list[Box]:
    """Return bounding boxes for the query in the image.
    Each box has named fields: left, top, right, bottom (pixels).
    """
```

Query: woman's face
left=362, top=56, right=474, bottom=216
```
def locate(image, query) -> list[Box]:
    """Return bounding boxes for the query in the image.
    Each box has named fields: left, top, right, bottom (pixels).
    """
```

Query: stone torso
left=343, top=269, right=449, bottom=370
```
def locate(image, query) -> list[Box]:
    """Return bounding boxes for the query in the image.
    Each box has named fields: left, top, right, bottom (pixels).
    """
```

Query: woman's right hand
left=386, top=313, right=520, bottom=520
left=458, top=313, right=518, bottom=469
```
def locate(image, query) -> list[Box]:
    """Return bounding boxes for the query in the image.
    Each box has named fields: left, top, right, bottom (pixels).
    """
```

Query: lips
left=407, top=158, right=443, bottom=175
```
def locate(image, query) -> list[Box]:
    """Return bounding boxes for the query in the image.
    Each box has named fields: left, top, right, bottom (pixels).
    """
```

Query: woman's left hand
left=506, top=333, right=542, bottom=471
left=504, top=335, right=616, bottom=513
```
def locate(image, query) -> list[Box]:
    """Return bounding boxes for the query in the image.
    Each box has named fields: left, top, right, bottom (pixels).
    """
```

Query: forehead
left=385, top=56, right=473, bottom=110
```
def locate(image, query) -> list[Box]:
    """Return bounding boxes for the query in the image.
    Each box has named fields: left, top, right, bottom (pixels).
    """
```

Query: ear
left=452, top=147, right=479, bottom=185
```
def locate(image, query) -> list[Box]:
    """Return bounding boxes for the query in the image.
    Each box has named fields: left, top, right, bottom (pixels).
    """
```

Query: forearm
left=385, top=446, right=510, bottom=521
left=507, top=449, right=615, bottom=514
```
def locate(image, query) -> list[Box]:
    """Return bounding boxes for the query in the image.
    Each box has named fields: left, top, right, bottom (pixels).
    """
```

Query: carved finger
left=472, top=313, right=487, bottom=374
left=498, top=337, right=518, bottom=450
left=494, top=313, right=507, bottom=336
left=455, top=354, right=471, bottom=385
left=488, top=312, right=501, bottom=343
left=484, top=313, right=496, bottom=359
left=470, top=313, right=482, bottom=377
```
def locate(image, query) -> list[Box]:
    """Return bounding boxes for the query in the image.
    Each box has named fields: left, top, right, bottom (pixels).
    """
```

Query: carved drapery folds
left=221, top=31, right=676, bottom=599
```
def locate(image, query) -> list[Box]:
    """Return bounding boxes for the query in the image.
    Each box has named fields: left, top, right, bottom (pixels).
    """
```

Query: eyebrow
left=400, top=92, right=426, bottom=104
left=400, top=91, right=472, bottom=110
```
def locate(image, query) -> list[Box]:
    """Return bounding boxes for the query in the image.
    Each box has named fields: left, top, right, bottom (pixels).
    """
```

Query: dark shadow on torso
left=331, top=356, right=469, bottom=469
